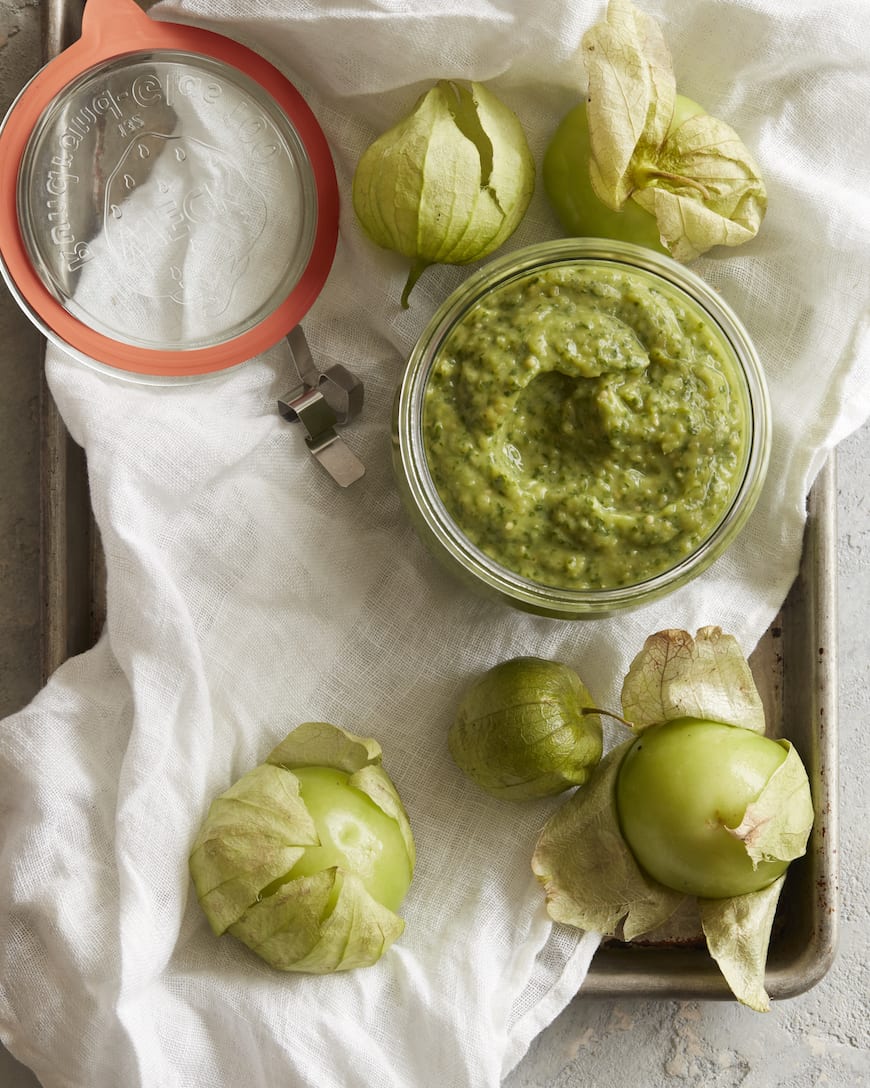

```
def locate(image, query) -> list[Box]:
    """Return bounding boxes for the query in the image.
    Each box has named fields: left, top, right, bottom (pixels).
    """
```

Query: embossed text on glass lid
left=18, top=50, right=318, bottom=353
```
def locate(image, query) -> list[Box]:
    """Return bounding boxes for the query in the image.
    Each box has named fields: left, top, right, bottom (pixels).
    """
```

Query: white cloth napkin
left=2, top=1, right=870, bottom=1086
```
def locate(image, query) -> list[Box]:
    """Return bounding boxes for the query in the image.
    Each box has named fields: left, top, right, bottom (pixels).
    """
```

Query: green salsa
left=422, top=264, right=748, bottom=590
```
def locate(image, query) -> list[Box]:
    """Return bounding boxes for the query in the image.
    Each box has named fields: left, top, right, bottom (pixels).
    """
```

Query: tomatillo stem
left=634, top=166, right=712, bottom=200
left=581, top=706, right=635, bottom=730
left=401, top=258, right=432, bottom=308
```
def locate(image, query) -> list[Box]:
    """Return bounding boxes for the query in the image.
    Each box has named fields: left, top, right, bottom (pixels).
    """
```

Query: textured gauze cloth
left=2, top=1, right=870, bottom=1086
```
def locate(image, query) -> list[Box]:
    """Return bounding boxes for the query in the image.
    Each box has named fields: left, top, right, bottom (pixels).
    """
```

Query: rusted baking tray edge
left=38, top=0, right=105, bottom=682
left=39, top=0, right=838, bottom=1003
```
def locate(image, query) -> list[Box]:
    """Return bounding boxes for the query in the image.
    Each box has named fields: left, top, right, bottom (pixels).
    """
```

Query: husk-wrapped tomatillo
left=189, top=722, right=415, bottom=973
left=352, top=80, right=535, bottom=306
left=448, top=657, right=603, bottom=801
left=543, top=0, right=767, bottom=261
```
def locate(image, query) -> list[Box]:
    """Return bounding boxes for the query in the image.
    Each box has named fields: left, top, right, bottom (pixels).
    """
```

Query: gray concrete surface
left=0, top=3, right=868, bottom=1086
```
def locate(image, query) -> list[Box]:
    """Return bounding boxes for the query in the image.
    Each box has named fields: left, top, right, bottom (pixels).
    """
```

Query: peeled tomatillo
left=284, top=766, right=413, bottom=913
left=615, top=717, right=795, bottom=899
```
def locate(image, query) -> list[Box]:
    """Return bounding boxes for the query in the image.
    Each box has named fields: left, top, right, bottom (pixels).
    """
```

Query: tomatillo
left=189, top=722, right=415, bottom=973
left=543, top=95, right=705, bottom=252
left=449, top=656, right=602, bottom=801
left=615, top=717, right=797, bottom=899
left=283, top=765, right=413, bottom=913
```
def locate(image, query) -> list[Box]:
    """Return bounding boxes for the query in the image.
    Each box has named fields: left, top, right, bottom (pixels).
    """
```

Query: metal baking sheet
left=38, top=0, right=838, bottom=1002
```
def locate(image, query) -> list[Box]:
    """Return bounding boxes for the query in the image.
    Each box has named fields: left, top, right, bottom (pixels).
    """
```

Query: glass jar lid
left=0, top=0, right=339, bottom=379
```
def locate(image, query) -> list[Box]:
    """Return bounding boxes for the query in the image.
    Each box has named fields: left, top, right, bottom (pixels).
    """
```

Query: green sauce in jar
left=422, top=263, right=749, bottom=590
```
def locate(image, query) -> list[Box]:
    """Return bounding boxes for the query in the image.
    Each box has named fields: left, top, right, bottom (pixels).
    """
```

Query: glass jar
left=392, top=239, right=771, bottom=619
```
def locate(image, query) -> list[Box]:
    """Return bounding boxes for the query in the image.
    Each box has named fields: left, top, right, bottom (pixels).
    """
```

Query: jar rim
left=395, top=239, right=771, bottom=617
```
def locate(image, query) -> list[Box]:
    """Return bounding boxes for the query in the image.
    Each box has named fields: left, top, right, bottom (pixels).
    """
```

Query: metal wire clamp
left=277, top=327, right=365, bottom=487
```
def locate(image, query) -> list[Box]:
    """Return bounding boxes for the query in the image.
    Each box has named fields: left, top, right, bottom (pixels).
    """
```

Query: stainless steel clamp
left=278, top=327, right=365, bottom=487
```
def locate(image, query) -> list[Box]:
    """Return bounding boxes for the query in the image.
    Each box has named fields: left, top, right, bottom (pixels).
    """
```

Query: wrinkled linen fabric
left=2, top=1, right=870, bottom=1085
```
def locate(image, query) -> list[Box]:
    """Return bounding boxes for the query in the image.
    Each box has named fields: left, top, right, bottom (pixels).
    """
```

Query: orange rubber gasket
left=0, top=0, right=339, bottom=377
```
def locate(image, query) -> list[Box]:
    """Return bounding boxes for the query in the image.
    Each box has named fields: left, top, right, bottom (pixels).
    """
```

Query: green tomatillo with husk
left=448, top=656, right=603, bottom=801
left=189, top=722, right=415, bottom=973
left=531, top=628, right=814, bottom=1012
left=353, top=80, right=535, bottom=306
left=544, top=0, right=767, bottom=260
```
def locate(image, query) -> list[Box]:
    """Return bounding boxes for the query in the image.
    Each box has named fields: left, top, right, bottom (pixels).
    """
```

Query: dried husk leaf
left=583, top=0, right=675, bottom=208
left=229, top=869, right=405, bottom=974
left=631, top=112, right=767, bottom=261
left=189, top=763, right=317, bottom=935
left=350, top=764, right=417, bottom=870
left=621, top=626, right=765, bottom=734
left=266, top=720, right=382, bottom=774
left=727, top=741, right=815, bottom=867
left=532, top=741, right=686, bottom=940
left=699, top=876, right=786, bottom=1012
